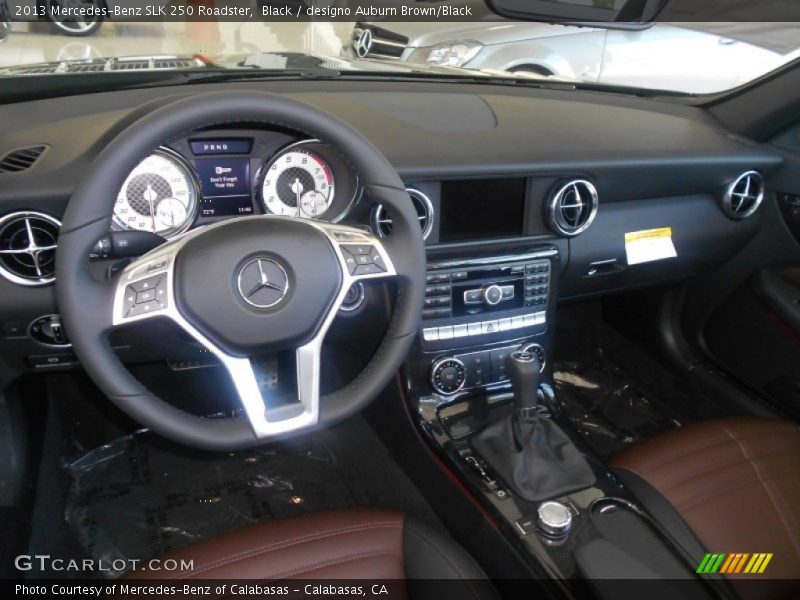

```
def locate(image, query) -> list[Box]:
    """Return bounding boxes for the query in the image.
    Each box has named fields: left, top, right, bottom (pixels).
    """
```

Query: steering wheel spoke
left=212, top=349, right=321, bottom=438
left=109, top=220, right=397, bottom=440
left=204, top=223, right=396, bottom=439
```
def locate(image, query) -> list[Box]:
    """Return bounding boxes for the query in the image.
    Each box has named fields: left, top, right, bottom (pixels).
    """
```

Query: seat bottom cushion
left=610, top=418, right=800, bottom=596
left=124, top=507, right=497, bottom=599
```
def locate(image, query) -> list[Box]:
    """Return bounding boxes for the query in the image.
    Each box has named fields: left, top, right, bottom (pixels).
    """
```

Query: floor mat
left=64, top=432, right=355, bottom=577
left=554, top=332, right=728, bottom=459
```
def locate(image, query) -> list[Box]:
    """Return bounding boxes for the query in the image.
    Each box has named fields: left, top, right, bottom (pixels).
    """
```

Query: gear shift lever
left=507, top=350, right=540, bottom=423
left=472, top=348, right=595, bottom=502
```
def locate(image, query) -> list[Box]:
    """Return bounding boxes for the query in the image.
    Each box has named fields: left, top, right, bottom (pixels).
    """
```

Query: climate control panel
left=429, top=343, right=545, bottom=396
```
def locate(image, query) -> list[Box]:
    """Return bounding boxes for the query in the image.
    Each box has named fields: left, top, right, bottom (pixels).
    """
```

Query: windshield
left=1, top=12, right=799, bottom=95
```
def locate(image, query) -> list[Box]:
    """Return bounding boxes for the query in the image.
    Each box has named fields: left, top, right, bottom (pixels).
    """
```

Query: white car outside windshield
left=1, top=15, right=799, bottom=95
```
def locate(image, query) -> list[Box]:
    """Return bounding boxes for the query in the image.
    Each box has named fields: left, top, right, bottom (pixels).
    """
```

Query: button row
left=422, top=312, right=545, bottom=342
left=425, top=276, right=453, bottom=320
left=457, top=347, right=515, bottom=388
left=526, top=295, right=548, bottom=307
left=424, top=296, right=451, bottom=309
left=422, top=308, right=451, bottom=320
left=527, top=261, right=550, bottom=274
left=426, top=271, right=467, bottom=284
left=464, top=284, right=515, bottom=306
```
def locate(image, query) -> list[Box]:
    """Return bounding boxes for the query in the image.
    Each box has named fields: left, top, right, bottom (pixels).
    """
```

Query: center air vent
left=546, top=179, right=599, bottom=237
left=0, top=212, right=61, bottom=286
left=371, top=189, right=434, bottom=240
left=0, top=145, right=47, bottom=173
left=722, top=171, right=764, bottom=219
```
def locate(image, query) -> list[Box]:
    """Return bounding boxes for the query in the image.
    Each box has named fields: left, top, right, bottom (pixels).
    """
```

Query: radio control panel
left=422, top=259, right=551, bottom=322
left=420, top=253, right=554, bottom=352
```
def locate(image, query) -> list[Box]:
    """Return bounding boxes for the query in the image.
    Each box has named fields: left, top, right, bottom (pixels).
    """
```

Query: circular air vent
left=0, top=211, right=61, bottom=286
left=546, top=179, right=599, bottom=237
left=722, top=171, right=764, bottom=219
left=371, top=188, right=434, bottom=240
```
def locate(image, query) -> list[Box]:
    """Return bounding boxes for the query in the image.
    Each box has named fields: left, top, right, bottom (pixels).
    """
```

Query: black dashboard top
left=0, top=79, right=782, bottom=218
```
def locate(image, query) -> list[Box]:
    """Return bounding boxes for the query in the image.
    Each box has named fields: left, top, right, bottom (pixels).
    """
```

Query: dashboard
left=0, top=78, right=786, bottom=378
left=111, top=132, right=361, bottom=239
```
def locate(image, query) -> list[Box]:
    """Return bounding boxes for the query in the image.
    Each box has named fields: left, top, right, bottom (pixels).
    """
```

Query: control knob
left=537, top=501, right=573, bottom=538
left=430, top=357, right=466, bottom=395
left=483, top=284, right=503, bottom=306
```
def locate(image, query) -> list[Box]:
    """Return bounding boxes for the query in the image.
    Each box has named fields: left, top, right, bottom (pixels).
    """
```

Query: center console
left=402, top=243, right=711, bottom=593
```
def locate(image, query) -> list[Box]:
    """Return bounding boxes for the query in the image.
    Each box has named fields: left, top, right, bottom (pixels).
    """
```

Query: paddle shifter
left=473, top=350, right=595, bottom=502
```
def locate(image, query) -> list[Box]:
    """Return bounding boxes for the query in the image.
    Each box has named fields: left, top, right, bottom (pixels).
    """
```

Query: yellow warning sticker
left=624, top=227, right=677, bottom=265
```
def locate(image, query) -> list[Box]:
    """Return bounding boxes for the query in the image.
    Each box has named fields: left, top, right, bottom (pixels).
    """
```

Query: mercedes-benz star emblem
left=236, top=258, right=289, bottom=309
left=353, top=29, right=373, bottom=59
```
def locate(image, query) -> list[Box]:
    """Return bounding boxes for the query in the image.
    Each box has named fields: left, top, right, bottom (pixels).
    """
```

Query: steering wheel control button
left=537, top=501, right=573, bottom=538
left=342, top=244, right=372, bottom=255
left=342, top=252, right=358, bottom=274
left=123, top=273, right=168, bottom=317
left=370, top=250, right=387, bottom=271
left=130, top=274, right=162, bottom=293
left=136, top=289, right=156, bottom=303
left=430, top=357, right=466, bottom=395
left=339, top=244, right=387, bottom=277
left=147, top=258, right=168, bottom=273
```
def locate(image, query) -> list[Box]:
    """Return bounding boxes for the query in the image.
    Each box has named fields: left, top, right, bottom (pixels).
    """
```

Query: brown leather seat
left=610, top=418, right=800, bottom=597
left=126, top=508, right=497, bottom=599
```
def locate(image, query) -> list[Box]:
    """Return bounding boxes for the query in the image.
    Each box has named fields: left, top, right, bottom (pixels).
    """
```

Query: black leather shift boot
left=473, top=416, right=596, bottom=502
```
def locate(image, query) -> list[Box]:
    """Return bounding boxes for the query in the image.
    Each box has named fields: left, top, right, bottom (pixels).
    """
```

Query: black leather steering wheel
left=55, top=91, right=425, bottom=451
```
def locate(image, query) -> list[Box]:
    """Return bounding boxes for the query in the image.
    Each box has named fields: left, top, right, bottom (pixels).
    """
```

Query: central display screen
left=194, top=157, right=254, bottom=217
left=439, top=178, right=527, bottom=243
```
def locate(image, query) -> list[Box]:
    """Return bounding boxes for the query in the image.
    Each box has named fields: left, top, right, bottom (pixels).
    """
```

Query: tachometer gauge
left=260, top=144, right=334, bottom=218
left=113, top=149, right=198, bottom=238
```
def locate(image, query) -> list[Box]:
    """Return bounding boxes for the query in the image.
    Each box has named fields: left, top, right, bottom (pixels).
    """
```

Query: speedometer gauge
left=260, top=144, right=334, bottom=218
left=113, top=149, right=198, bottom=238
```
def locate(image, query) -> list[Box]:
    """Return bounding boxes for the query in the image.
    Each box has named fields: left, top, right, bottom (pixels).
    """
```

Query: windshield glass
left=1, top=12, right=798, bottom=95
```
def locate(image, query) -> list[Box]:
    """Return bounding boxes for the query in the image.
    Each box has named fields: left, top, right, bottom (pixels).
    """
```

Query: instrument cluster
left=112, top=132, right=360, bottom=239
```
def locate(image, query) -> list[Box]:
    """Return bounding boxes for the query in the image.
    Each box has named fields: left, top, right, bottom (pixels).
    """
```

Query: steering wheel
left=55, top=92, right=425, bottom=451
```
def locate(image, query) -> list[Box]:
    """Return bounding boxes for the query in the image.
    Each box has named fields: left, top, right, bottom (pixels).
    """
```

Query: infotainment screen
left=439, top=178, right=526, bottom=243
left=194, top=156, right=254, bottom=217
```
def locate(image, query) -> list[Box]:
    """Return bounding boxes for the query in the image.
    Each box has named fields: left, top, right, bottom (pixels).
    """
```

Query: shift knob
left=507, top=350, right=541, bottom=421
